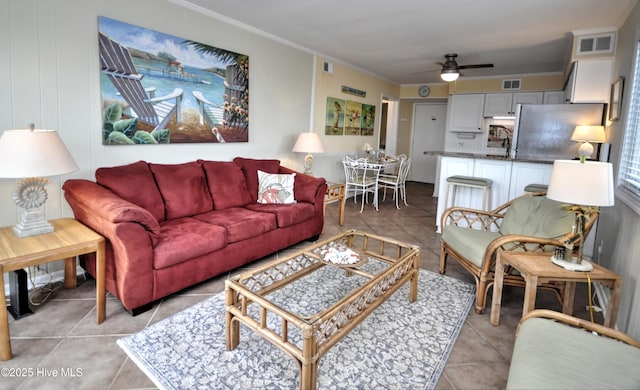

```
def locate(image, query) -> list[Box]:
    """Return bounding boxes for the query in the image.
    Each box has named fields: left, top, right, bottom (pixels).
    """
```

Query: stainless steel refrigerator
left=511, top=103, right=606, bottom=161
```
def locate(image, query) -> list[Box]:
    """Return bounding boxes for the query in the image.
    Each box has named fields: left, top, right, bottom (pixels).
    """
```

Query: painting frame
left=609, top=77, right=624, bottom=121
left=98, top=16, right=249, bottom=145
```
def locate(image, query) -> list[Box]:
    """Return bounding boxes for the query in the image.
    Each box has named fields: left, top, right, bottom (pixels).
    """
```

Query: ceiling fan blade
left=458, top=63, right=494, bottom=69
left=412, top=68, right=440, bottom=75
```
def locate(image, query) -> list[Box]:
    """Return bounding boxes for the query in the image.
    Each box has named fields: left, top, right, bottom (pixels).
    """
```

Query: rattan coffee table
left=225, top=230, right=420, bottom=390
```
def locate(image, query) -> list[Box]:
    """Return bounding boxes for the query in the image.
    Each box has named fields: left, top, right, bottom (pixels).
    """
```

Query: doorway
left=410, top=103, right=447, bottom=183
left=379, top=97, right=398, bottom=156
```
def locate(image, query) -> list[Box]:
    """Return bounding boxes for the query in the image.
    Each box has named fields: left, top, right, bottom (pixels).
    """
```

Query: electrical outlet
left=598, top=240, right=604, bottom=255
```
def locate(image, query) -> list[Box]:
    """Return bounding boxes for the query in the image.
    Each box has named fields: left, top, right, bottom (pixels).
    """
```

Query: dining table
left=351, top=156, right=401, bottom=210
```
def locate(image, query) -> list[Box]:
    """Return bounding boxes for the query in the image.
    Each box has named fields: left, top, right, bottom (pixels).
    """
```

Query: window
left=618, top=40, right=640, bottom=214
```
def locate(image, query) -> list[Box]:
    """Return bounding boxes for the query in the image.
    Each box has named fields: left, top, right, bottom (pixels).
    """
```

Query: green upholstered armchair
left=507, top=309, right=640, bottom=389
left=439, top=192, right=599, bottom=314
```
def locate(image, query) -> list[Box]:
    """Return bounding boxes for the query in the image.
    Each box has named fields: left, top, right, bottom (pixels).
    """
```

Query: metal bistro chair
left=343, top=156, right=382, bottom=212
left=378, top=157, right=411, bottom=208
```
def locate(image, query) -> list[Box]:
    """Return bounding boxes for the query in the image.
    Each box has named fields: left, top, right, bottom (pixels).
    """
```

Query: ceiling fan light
left=440, top=69, right=459, bottom=82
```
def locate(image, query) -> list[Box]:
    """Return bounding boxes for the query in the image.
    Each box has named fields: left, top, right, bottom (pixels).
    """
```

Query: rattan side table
left=325, top=182, right=346, bottom=225
left=491, top=251, right=621, bottom=328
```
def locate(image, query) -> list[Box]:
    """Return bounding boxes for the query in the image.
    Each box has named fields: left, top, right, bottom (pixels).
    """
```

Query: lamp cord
left=586, top=272, right=595, bottom=323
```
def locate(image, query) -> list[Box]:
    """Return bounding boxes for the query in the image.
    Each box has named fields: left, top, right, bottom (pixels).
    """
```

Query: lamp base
left=550, top=255, right=593, bottom=272
left=303, top=153, right=314, bottom=176
left=13, top=208, right=54, bottom=238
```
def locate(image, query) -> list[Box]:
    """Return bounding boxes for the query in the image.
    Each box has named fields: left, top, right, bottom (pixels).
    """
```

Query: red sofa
left=62, top=157, right=327, bottom=314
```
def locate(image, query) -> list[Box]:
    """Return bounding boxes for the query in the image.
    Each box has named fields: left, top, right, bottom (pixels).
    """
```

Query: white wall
left=597, top=1, right=640, bottom=339
left=0, top=0, right=314, bottom=228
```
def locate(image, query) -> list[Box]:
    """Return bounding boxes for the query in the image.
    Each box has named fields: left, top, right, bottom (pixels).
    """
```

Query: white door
left=410, top=103, right=447, bottom=183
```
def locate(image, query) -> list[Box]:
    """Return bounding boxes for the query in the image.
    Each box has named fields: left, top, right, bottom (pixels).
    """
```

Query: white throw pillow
left=257, top=170, right=296, bottom=204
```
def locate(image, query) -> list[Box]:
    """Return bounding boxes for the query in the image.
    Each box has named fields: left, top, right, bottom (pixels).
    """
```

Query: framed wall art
left=609, top=77, right=624, bottom=121
left=325, top=97, right=376, bottom=136
left=98, top=16, right=249, bottom=144
left=325, top=97, right=345, bottom=135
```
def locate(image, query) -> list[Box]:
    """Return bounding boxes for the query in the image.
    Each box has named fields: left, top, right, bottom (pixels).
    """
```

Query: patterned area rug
left=118, top=268, right=475, bottom=389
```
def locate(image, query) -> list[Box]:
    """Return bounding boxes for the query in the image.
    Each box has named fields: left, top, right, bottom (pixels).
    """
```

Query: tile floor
left=1, top=182, right=601, bottom=389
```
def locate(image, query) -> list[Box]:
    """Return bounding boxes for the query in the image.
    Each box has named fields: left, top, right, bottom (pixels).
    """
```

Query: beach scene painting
left=98, top=16, right=249, bottom=144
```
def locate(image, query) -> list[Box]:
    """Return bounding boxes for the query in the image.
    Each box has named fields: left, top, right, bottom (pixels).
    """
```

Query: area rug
left=118, top=268, right=475, bottom=389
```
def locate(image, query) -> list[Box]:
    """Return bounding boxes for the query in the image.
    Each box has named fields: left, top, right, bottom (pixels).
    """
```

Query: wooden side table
left=491, top=251, right=621, bottom=328
left=0, top=218, right=105, bottom=360
left=325, top=182, right=346, bottom=225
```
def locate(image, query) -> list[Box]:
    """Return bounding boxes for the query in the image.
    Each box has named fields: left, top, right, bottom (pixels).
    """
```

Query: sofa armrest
left=278, top=166, right=327, bottom=204
left=63, top=179, right=160, bottom=234
left=63, top=179, right=157, bottom=309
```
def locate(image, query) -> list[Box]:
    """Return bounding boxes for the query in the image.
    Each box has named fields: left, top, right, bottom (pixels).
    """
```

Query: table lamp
left=571, top=125, right=606, bottom=162
left=546, top=160, right=615, bottom=271
left=0, top=125, right=79, bottom=237
left=292, top=132, right=325, bottom=175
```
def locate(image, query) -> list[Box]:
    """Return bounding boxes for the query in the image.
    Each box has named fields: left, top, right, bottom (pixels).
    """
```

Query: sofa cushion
left=95, top=160, right=165, bottom=221
left=244, top=202, right=315, bottom=228
left=153, top=218, right=227, bottom=269
left=149, top=162, right=213, bottom=219
left=199, top=160, right=252, bottom=209
left=500, top=196, right=575, bottom=239
left=280, top=166, right=326, bottom=204
left=233, top=157, right=281, bottom=202
left=257, top=170, right=296, bottom=204
left=194, top=207, right=277, bottom=243
left=441, top=226, right=502, bottom=267
left=507, top=317, right=640, bottom=389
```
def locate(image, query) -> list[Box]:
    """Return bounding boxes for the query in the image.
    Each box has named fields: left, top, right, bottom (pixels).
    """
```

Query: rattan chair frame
left=439, top=192, right=599, bottom=314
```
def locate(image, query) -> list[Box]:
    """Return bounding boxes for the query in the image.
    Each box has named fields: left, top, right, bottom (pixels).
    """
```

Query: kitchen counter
left=434, top=155, right=554, bottom=232
left=428, top=151, right=554, bottom=164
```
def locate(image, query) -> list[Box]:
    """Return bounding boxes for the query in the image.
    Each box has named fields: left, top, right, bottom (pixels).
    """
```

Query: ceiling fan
left=437, top=53, right=494, bottom=82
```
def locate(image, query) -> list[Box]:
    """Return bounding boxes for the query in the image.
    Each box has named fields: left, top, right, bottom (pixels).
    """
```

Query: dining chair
left=378, top=157, right=411, bottom=208
left=343, top=156, right=382, bottom=212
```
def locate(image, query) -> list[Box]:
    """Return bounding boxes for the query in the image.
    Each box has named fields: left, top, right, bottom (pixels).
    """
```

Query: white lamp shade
left=0, top=129, right=79, bottom=178
left=440, top=70, right=459, bottom=82
left=571, top=125, right=606, bottom=143
left=292, top=132, right=325, bottom=154
left=546, top=160, right=615, bottom=207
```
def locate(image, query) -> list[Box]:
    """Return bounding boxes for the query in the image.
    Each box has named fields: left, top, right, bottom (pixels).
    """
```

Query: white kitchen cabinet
left=447, top=94, right=485, bottom=132
left=512, top=92, right=543, bottom=108
left=483, top=92, right=543, bottom=116
left=484, top=93, right=514, bottom=116
left=543, top=90, right=565, bottom=104
left=508, top=161, right=553, bottom=199
left=564, top=59, right=613, bottom=103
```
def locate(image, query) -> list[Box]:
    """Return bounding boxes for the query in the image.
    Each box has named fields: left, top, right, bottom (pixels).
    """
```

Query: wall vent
left=502, top=79, right=521, bottom=90
left=576, top=32, right=615, bottom=55
left=322, top=61, right=334, bottom=74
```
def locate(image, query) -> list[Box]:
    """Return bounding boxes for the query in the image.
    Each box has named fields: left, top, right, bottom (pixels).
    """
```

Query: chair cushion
left=149, top=162, right=213, bottom=219
left=441, top=226, right=502, bottom=267
left=95, top=160, right=165, bottom=221
left=500, top=196, right=574, bottom=239
left=199, top=160, right=252, bottom=209
left=507, top=317, right=640, bottom=389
